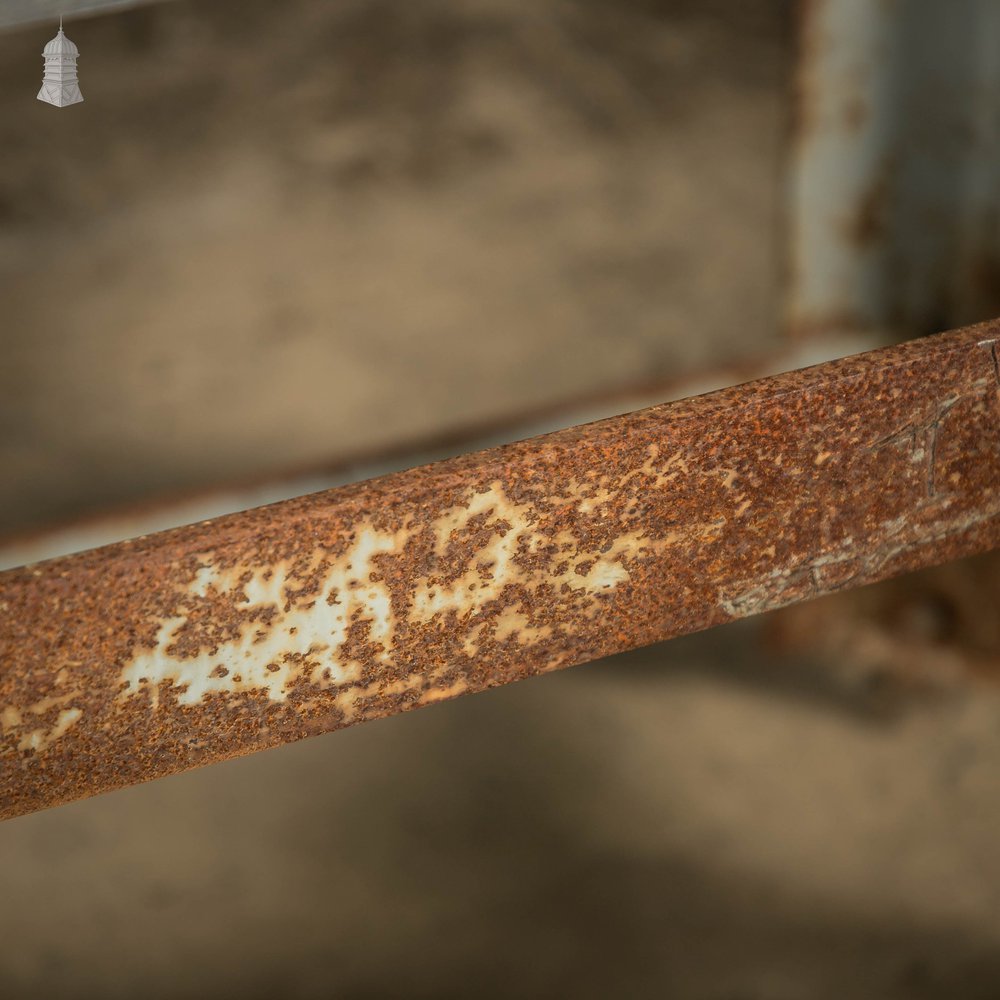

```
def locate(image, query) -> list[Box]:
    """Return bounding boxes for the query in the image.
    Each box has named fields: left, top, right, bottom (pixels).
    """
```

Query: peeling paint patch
left=0, top=706, right=22, bottom=732
left=118, top=478, right=679, bottom=708
left=17, top=708, right=83, bottom=753
left=493, top=606, right=553, bottom=645
left=120, top=528, right=405, bottom=705
left=418, top=679, right=469, bottom=705
left=1, top=694, right=83, bottom=757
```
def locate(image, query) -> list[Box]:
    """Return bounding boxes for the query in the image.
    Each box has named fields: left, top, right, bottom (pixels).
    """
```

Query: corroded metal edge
left=2, top=321, right=999, bottom=820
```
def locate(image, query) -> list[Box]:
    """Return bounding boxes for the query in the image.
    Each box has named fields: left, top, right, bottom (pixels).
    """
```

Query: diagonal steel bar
left=2, top=321, right=999, bottom=820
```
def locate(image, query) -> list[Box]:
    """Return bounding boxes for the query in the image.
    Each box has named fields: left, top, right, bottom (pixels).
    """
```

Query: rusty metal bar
left=2, top=321, right=999, bottom=820
left=0, top=331, right=879, bottom=572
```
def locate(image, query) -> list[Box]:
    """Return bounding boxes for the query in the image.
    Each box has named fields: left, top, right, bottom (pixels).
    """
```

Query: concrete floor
left=3, top=2, right=1000, bottom=998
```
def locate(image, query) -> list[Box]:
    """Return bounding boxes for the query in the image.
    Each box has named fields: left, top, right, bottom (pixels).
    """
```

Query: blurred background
left=1, top=0, right=999, bottom=997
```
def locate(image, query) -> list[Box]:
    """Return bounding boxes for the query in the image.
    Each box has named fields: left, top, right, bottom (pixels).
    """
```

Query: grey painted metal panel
left=0, top=0, right=177, bottom=31
left=788, top=0, right=1000, bottom=340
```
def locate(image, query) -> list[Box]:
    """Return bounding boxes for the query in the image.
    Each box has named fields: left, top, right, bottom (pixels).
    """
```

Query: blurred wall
left=0, top=0, right=792, bottom=534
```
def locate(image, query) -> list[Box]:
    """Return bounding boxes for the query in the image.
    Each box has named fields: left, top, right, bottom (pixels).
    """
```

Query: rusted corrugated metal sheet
left=2, top=321, right=999, bottom=820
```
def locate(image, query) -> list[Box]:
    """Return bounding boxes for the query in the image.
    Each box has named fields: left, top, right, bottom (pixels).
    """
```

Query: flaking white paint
left=117, top=464, right=696, bottom=709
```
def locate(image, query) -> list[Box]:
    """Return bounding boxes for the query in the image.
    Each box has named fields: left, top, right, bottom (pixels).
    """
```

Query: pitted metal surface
left=2, top=322, right=999, bottom=820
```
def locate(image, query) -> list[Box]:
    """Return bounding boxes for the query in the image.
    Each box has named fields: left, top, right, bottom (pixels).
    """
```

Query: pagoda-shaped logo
left=38, top=18, right=83, bottom=108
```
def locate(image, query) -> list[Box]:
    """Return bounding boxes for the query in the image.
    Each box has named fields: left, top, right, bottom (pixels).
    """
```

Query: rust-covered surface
left=2, top=322, right=1000, bottom=820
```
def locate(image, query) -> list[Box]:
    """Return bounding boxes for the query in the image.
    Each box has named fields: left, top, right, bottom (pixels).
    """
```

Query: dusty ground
left=3, top=1, right=1000, bottom=998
